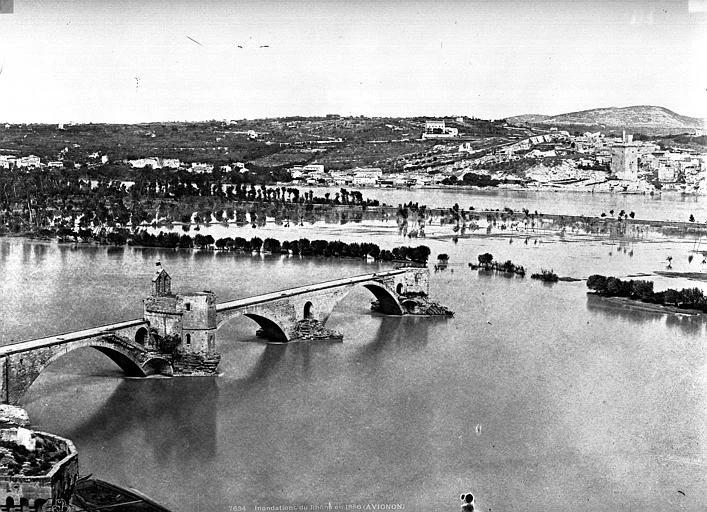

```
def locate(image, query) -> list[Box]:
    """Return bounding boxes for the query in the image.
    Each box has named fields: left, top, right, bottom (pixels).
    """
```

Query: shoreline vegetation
left=587, top=274, right=707, bottom=314
left=13, top=229, right=434, bottom=265
left=4, top=166, right=707, bottom=244
left=468, top=253, right=526, bottom=276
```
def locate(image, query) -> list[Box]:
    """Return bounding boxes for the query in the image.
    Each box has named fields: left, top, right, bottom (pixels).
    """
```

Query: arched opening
left=303, top=301, right=313, bottom=319
left=34, top=499, right=47, bottom=511
left=135, top=327, right=148, bottom=345
left=243, top=313, right=289, bottom=343
left=396, top=283, right=404, bottom=295
left=185, top=333, right=191, bottom=345
left=142, top=357, right=173, bottom=376
left=19, top=497, right=29, bottom=508
left=92, top=347, right=147, bottom=377
left=363, top=284, right=404, bottom=315
left=9, top=343, right=148, bottom=405
left=6, top=497, right=14, bottom=508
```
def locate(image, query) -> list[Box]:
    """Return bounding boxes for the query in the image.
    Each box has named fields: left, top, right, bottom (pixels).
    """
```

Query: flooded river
left=295, top=185, right=707, bottom=222
left=1, top=222, right=705, bottom=511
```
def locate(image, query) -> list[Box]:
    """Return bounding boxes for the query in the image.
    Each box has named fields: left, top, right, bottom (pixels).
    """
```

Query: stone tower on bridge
left=143, top=263, right=220, bottom=374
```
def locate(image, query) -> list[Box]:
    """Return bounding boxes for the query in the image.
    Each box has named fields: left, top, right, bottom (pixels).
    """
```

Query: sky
left=0, top=0, right=705, bottom=123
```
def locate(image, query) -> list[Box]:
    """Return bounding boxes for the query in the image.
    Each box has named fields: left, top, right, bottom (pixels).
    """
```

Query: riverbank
left=586, top=293, right=703, bottom=316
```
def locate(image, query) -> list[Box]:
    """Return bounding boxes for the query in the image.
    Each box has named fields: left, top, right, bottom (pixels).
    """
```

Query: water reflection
left=585, top=293, right=707, bottom=336
left=70, top=377, right=218, bottom=463
left=21, top=241, right=32, bottom=264
left=236, top=344, right=288, bottom=387
left=585, top=294, right=665, bottom=326
left=358, top=316, right=430, bottom=363
left=665, top=313, right=706, bottom=336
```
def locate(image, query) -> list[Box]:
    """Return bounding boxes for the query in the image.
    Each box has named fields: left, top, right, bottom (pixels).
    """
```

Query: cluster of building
left=0, top=151, right=256, bottom=177
left=284, top=126, right=707, bottom=193
left=0, top=154, right=41, bottom=169
left=2, top=117, right=705, bottom=194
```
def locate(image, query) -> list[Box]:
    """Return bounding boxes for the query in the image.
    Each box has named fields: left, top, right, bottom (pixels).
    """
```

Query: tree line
left=120, top=231, right=432, bottom=263
left=587, top=274, right=707, bottom=311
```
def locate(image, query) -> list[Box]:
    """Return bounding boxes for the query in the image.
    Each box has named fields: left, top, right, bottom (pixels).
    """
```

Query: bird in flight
left=186, top=35, right=204, bottom=47
left=235, top=36, right=270, bottom=49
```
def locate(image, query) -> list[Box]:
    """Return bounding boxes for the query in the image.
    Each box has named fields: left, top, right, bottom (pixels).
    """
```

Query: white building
left=352, top=167, right=383, bottom=186
left=129, top=157, right=180, bottom=169
left=423, top=120, right=459, bottom=139
left=0, top=155, right=15, bottom=169
left=190, top=162, right=214, bottom=173
left=16, top=155, right=41, bottom=168
left=302, top=164, right=325, bottom=174
left=425, top=120, right=445, bottom=131
left=129, top=157, right=161, bottom=169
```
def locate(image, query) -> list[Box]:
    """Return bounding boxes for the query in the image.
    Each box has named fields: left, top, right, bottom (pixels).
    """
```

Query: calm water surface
left=298, top=186, right=707, bottom=222
left=1, top=233, right=705, bottom=512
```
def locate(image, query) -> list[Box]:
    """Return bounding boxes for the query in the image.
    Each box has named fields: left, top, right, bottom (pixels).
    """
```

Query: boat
left=72, top=477, right=174, bottom=511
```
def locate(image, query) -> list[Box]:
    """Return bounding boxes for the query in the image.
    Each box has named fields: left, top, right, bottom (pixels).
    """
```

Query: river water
left=1, top=220, right=706, bottom=511
left=293, top=185, right=707, bottom=223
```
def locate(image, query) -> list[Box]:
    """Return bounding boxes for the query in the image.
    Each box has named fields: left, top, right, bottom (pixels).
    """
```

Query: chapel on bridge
left=152, top=262, right=172, bottom=296
left=143, top=263, right=217, bottom=357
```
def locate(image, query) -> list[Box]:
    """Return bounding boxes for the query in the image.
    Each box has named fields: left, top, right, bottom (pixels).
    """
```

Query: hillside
left=508, top=105, right=704, bottom=132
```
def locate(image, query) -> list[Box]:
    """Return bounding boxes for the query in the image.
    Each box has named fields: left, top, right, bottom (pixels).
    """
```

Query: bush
left=531, top=269, right=558, bottom=282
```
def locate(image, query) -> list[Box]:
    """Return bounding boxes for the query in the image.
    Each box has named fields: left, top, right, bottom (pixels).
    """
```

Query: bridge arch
left=135, top=327, right=149, bottom=345
left=362, top=283, right=404, bottom=316
left=5, top=339, right=149, bottom=405
left=243, top=313, right=289, bottom=343
left=142, top=356, right=174, bottom=376
left=303, top=301, right=313, bottom=319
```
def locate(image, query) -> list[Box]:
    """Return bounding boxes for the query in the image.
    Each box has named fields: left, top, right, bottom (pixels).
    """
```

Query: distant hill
left=507, top=105, right=704, bottom=133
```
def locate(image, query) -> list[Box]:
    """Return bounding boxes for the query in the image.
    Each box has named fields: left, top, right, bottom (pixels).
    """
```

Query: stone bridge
left=0, top=266, right=447, bottom=405
left=0, top=320, right=172, bottom=405
left=215, top=267, right=428, bottom=343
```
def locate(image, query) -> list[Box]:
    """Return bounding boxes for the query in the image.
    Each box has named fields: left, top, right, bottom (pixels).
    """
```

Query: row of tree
left=587, top=274, right=707, bottom=310
left=124, top=231, right=431, bottom=263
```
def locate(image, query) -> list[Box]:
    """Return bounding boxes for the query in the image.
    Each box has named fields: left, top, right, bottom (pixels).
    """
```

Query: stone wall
left=143, top=295, right=182, bottom=340
left=0, top=431, right=79, bottom=511
left=179, top=292, right=217, bottom=354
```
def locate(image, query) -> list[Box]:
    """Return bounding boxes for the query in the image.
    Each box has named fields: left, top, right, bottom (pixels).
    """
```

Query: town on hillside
left=1, top=114, right=705, bottom=195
